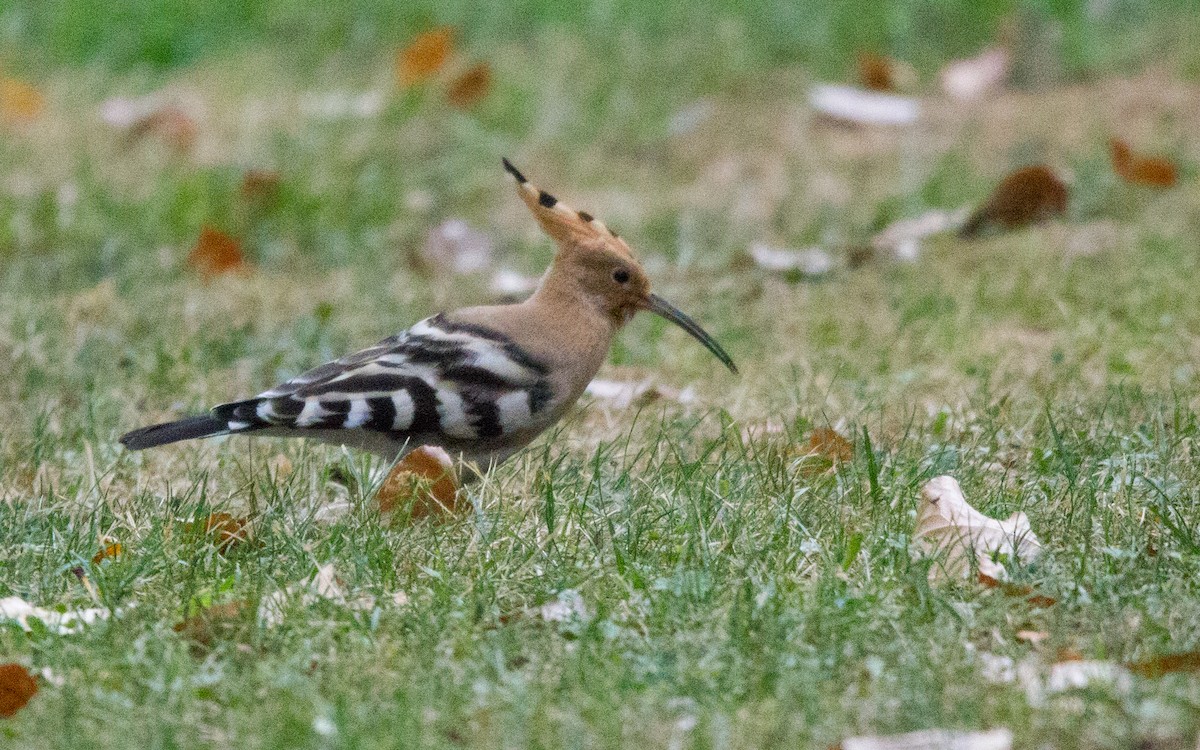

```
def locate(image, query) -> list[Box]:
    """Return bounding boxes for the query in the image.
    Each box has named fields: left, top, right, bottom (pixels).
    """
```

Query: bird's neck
left=530, top=260, right=624, bottom=329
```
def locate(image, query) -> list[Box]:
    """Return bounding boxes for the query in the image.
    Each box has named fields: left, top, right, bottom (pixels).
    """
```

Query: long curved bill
left=643, top=293, right=738, bottom=374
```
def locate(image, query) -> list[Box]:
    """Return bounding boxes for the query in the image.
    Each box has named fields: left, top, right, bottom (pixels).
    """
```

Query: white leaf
left=748, top=243, right=835, bottom=276
left=843, top=728, right=1013, bottom=750
left=871, top=208, right=971, bottom=261
left=914, top=476, right=1042, bottom=581
left=809, top=84, right=920, bottom=126
left=0, top=595, right=109, bottom=634
left=940, top=48, right=1011, bottom=102
left=538, top=589, right=590, bottom=623
left=421, top=219, right=494, bottom=275
left=1046, top=660, right=1132, bottom=694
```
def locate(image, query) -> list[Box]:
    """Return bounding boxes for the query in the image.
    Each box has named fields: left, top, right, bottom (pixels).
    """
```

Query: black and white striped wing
left=211, top=314, right=553, bottom=443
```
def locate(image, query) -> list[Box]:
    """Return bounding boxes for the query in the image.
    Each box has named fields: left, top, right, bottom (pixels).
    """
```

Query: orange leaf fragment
left=91, top=542, right=123, bottom=564
left=0, top=663, right=37, bottom=718
left=795, top=428, right=854, bottom=476
left=1127, top=651, right=1200, bottom=679
left=396, top=27, right=454, bottom=86
left=0, top=78, right=45, bottom=123
left=1109, top=139, right=1177, bottom=188
left=187, top=227, right=249, bottom=279
left=977, top=572, right=1057, bottom=607
left=376, top=446, right=460, bottom=520
left=960, top=165, right=1068, bottom=238
left=857, top=53, right=897, bottom=92
left=446, top=62, right=493, bottom=108
left=200, top=513, right=251, bottom=553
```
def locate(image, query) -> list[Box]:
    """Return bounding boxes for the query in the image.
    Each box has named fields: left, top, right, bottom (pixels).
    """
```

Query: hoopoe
left=120, top=159, right=737, bottom=470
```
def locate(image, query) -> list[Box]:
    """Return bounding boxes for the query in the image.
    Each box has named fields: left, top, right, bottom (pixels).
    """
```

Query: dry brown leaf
left=397, top=27, right=454, bottom=86
left=174, top=600, right=251, bottom=650
left=1127, top=651, right=1200, bottom=679
left=959, top=165, right=1068, bottom=238
left=0, top=663, right=37, bottom=718
left=977, top=573, right=1057, bottom=607
left=91, top=542, right=123, bottom=565
left=914, top=476, right=1042, bottom=581
left=858, top=52, right=897, bottom=91
left=0, top=78, right=45, bottom=123
left=194, top=513, right=251, bottom=553
left=446, top=62, right=493, bottom=108
left=841, top=728, right=1012, bottom=750
left=122, top=106, right=197, bottom=153
left=795, top=427, right=854, bottom=475
left=241, top=169, right=282, bottom=201
left=940, top=47, right=1010, bottom=101
left=377, top=446, right=460, bottom=520
left=1110, top=139, right=1177, bottom=188
left=187, top=227, right=249, bottom=279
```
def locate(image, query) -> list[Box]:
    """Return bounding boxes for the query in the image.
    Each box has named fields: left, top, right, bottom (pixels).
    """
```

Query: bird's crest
left=502, top=158, right=634, bottom=260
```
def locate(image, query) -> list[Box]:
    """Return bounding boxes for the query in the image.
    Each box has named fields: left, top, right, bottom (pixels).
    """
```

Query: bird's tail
left=119, top=415, right=229, bottom=450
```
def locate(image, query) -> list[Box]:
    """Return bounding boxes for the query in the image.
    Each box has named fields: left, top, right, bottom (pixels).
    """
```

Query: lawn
left=2, top=2, right=1200, bottom=748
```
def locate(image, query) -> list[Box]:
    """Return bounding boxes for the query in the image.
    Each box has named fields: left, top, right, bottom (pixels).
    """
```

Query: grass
left=3, top=3, right=1200, bottom=748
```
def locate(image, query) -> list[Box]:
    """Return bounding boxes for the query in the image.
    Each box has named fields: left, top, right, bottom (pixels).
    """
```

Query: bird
left=119, top=158, right=738, bottom=472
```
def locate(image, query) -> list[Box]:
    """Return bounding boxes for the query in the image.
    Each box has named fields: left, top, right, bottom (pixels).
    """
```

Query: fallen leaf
left=795, top=427, right=854, bottom=475
left=298, top=90, right=385, bottom=120
left=257, top=562, right=380, bottom=627
left=376, top=446, right=460, bottom=520
left=809, top=84, right=920, bottom=127
left=871, top=208, right=971, bottom=262
left=977, top=573, right=1057, bottom=607
left=1046, top=660, right=1131, bottom=694
left=91, top=542, right=123, bottom=565
left=857, top=53, right=914, bottom=92
left=187, top=226, right=249, bottom=279
left=914, top=476, right=1042, bottom=581
left=419, top=219, right=494, bottom=275
left=446, top=62, right=492, bottom=108
left=0, top=664, right=37, bottom=718
left=396, top=27, right=454, bottom=86
left=841, top=728, right=1012, bottom=750
left=0, top=596, right=108, bottom=634
left=748, top=243, right=836, bottom=278
left=585, top=379, right=697, bottom=409
left=193, top=513, right=251, bottom=553
left=1127, top=651, right=1200, bottom=679
left=0, top=77, right=45, bottom=123
left=538, top=589, right=591, bottom=623
left=174, top=600, right=251, bottom=650
left=241, top=169, right=282, bottom=201
left=122, top=105, right=197, bottom=153
left=1109, top=139, right=1177, bottom=188
left=959, top=165, right=1068, bottom=238
left=1016, top=629, right=1049, bottom=644
left=940, top=47, right=1011, bottom=101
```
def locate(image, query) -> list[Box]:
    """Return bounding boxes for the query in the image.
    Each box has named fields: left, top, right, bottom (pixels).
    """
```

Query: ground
left=2, top=3, right=1200, bottom=748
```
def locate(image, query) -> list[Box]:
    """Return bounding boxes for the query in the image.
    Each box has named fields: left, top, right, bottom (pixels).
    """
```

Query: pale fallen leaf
left=1016, top=629, right=1049, bottom=644
left=842, top=728, right=1012, bottom=750
left=299, top=90, right=385, bottom=120
left=419, top=219, right=494, bottom=275
left=1046, top=660, right=1132, bottom=694
left=538, top=589, right=590, bottom=623
left=0, top=596, right=108, bottom=634
left=914, top=476, right=1042, bottom=581
left=940, top=48, right=1011, bottom=101
left=585, top=379, right=697, bottom=409
left=871, top=208, right=971, bottom=262
left=748, top=243, right=835, bottom=277
left=975, top=652, right=1017, bottom=684
left=809, top=84, right=920, bottom=127
left=258, top=562, right=379, bottom=627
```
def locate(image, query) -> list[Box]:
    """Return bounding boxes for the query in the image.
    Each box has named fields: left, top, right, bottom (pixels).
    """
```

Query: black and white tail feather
left=120, top=313, right=553, bottom=461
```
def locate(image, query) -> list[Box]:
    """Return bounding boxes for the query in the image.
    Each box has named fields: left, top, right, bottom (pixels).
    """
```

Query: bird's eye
left=612, top=268, right=631, bottom=284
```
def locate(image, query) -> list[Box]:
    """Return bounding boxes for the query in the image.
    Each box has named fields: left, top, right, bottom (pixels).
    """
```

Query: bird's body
left=121, top=160, right=736, bottom=470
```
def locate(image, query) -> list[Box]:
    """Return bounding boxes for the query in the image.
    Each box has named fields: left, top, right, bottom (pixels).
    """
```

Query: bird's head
left=504, top=158, right=737, bottom=374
